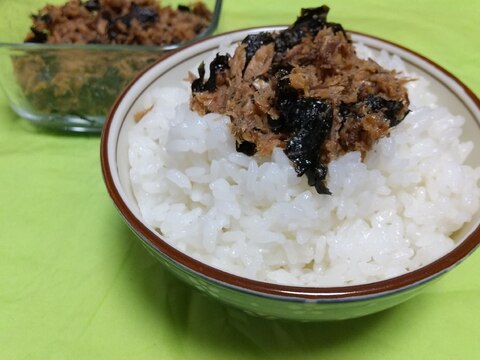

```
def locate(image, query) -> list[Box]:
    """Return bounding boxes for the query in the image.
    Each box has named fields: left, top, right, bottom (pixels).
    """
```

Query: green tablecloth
left=1, top=0, right=479, bottom=358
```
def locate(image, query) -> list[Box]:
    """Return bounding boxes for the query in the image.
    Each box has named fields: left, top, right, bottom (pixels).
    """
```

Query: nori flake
left=130, top=3, right=159, bottom=25
left=281, top=96, right=333, bottom=194
left=191, top=54, right=230, bottom=92
left=241, top=32, right=274, bottom=65
left=177, top=5, right=191, bottom=12
left=236, top=141, right=257, bottom=156
left=83, top=0, right=100, bottom=12
left=274, top=5, right=346, bottom=54
left=28, top=27, right=48, bottom=43
left=364, top=94, right=407, bottom=126
left=274, top=75, right=333, bottom=194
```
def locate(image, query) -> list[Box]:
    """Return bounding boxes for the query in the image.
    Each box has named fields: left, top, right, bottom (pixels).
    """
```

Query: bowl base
left=11, top=104, right=104, bottom=133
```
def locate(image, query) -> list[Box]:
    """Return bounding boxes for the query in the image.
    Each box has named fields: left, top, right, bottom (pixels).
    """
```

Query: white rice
left=128, top=43, right=480, bottom=286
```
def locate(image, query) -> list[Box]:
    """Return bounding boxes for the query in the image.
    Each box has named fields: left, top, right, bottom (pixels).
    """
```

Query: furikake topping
left=190, top=5, right=410, bottom=194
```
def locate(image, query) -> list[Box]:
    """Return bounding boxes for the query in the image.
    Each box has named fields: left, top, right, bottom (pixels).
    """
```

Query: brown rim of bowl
left=101, top=27, right=480, bottom=301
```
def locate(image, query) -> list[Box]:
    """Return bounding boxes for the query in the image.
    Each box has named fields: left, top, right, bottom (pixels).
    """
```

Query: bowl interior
left=103, top=28, right=480, bottom=297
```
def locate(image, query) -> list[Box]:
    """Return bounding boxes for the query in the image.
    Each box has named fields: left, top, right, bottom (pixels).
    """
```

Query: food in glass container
left=9, top=0, right=216, bottom=129
left=25, top=0, right=212, bottom=45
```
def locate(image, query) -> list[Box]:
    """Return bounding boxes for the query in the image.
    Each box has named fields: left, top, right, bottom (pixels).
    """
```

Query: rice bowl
left=101, top=28, right=480, bottom=320
left=128, top=36, right=479, bottom=286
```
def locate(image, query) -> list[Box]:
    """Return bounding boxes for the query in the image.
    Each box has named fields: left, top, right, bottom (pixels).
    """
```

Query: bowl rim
left=101, top=26, right=480, bottom=301
left=0, top=0, right=222, bottom=52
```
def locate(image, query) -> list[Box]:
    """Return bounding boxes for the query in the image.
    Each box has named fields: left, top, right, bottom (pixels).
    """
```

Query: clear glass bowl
left=0, top=0, right=222, bottom=132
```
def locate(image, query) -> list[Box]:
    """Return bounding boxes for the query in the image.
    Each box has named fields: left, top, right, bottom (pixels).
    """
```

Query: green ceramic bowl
left=101, top=28, right=480, bottom=321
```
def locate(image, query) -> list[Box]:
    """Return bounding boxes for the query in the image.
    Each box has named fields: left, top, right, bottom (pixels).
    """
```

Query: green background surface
left=1, top=0, right=479, bottom=359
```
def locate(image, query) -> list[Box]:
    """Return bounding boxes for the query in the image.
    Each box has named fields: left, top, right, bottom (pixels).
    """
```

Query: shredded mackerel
left=190, top=6, right=410, bottom=194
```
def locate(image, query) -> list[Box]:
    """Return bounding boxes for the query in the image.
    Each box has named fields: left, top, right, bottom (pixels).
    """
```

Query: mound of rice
left=128, top=43, right=480, bottom=286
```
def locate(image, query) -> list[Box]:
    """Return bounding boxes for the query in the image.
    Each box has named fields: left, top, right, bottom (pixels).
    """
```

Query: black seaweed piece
left=100, top=9, right=112, bottom=22
left=274, top=5, right=347, bottom=54
left=274, top=27, right=305, bottom=54
left=267, top=115, right=288, bottom=133
left=338, top=102, right=352, bottom=121
left=293, top=6, right=329, bottom=31
left=100, top=11, right=119, bottom=40
left=274, top=5, right=327, bottom=54
left=117, top=14, right=132, bottom=27
left=295, top=6, right=346, bottom=36
left=277, top=91, right=333, bottom=194
left=283, top=98, right=333, bottom=171
left=364, top=94, right=406, bottom=126
left=236, top=141, right=257, bottom=156
left=241, top=32, right=274, bottom=65
left=305, top=165, right=331, bottom=194
left=107, top=26, right=118, bottom=40
left=337, top=101, right=357, bottom=132
left=274, top=69, right=298, bottom=116
left=191, top=54, right=231, bottom=93
left=295, top=6, right=347, bottom=37
left=130, top=3, right=159, bottom=25
left=27, top=27, right=48, bottom=43
left=327, top=22, right=348, bottom=38
left=83, top=0, right=100, bottom=12
left=191, top=62, right=206, bottom=92
left=39, top=14, right=52, bottom=25
left=107, top=3, right=159, bottom=34
left=177, top=5, right=191, bottom=12
left=210, top=54, right=230, bottom=73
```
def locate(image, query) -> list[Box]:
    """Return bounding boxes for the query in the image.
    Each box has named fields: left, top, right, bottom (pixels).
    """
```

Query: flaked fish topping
left=25, top=0, right=212, bottom=45
left=190, top=5, right=410, bottom=194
